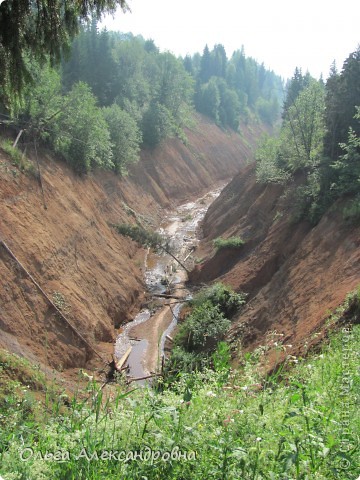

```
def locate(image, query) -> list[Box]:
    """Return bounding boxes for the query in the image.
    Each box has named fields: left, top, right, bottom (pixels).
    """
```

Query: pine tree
left=212, top=44, right=227, bottom=78
left=282, top=67, right=307, bottom=120
left=323, top=62, right=342, bottom=159
left=199, top=45, right=212, bottom=83
left=324, top=47, right=360, bottom=160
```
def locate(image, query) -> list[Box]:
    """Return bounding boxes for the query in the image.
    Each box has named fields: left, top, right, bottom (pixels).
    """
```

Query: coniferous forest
left=1, top=21, right=283, bottom=174
left=256, top=50, right=360, bottom=224
left=1, top=17, right=359, bottom=227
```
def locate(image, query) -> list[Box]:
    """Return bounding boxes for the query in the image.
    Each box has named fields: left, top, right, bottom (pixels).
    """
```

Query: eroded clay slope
left=0, top=115, right=263, bottom=371
left=191, top=163, right=360, bottom=360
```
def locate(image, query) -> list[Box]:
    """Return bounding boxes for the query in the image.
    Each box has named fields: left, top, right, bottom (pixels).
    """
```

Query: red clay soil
left=190, top=163, right=360, bottom=364
left=0, top=114, right=265, bottom=378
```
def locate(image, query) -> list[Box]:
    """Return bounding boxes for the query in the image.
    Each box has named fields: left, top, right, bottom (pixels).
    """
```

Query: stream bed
left=114, top=185, right=223, bottom=381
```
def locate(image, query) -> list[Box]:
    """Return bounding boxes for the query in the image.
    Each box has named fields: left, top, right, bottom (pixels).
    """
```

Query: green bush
left=213, top=236, right=244, bottom=250
left=175, top=301, right=230, bottom=352
left=163, top=347, right=208, bottom=376
left=190, top=282, right=246, bottom=318
left=166, top=283, right=246, bottom=378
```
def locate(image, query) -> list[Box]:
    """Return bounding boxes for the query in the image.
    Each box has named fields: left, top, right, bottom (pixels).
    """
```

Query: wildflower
left=206, top=391, right=216, bottom=397
left=256, top=437, right=262, bottom=442
left=241, top=386, right=248, bottom=391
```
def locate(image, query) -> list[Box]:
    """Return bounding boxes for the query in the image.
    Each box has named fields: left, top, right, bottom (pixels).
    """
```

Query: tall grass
left=0, top=139, right=35, bottom=175
left=0, top=304, right=359, bottom=479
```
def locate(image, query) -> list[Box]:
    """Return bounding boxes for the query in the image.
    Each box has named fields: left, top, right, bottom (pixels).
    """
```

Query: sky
left=101, top=0, right=360, bottom=81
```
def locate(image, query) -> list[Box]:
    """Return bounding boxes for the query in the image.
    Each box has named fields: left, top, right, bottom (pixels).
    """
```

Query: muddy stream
left=114, top=186, right=223, bottom=382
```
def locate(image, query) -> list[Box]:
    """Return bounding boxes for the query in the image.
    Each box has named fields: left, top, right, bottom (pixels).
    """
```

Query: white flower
left=256, top=437, right=262, bottom=442
left=206, top=391, right=216, bottom=397
left=241, top=386, right=248, bottom=391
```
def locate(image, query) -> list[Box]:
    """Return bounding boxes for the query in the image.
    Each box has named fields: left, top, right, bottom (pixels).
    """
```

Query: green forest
left=256, top=51, right=360, bottom=223
left=1, top=18, right=359, bottom=224
left=1, top=20, right=283, bottom=174
left=2, top=12, right=359, bottom=227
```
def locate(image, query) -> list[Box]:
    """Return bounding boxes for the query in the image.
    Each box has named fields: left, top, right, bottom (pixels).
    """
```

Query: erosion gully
left=114, top=185, right=223, bottom=384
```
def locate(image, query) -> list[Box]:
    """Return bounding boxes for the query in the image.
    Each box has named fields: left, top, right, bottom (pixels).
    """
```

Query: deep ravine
left=114, top=186, right=224, bottom=381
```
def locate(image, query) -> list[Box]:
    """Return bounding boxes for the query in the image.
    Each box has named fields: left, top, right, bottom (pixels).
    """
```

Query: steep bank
left=190, top=163, right=360, bottom=361
left=0, top=115, right=264, bottom=374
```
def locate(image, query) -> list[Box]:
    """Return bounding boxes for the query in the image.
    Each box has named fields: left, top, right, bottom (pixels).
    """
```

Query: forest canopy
left=2, top=6, right=358, bottom=222
left=0, top=20, right=284, bottom=174
left=256, top=47, right=360, bottom=223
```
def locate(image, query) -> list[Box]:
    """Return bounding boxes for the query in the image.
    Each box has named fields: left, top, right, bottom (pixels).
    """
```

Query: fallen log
left=153, top=293, right=183, bottom=300
left=114, top=347, right=132, bottom=372
left=127, top=373, right=163, bottom=383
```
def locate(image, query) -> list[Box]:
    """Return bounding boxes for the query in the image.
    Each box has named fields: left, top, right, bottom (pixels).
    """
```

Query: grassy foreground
left=0, top=302, right=359, bottom=479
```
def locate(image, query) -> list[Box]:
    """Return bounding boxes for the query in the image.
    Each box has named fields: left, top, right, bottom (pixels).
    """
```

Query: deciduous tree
left=102, top=104, right=141, bottom=174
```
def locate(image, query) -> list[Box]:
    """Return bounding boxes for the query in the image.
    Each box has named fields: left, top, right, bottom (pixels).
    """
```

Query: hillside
left=0, top=115, right=264, bottom=376
left=190, top=163, right=360, bottom=363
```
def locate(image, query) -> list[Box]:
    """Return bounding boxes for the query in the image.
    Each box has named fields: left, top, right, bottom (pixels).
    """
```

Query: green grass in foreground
left=0, top=302, right=359, bottom=479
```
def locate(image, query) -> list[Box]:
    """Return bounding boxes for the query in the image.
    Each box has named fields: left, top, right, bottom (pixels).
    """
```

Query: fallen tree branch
left=153, top=293, right=183, bottom=300
left=112, top=223, right=190, bottom=273
left=126, top=373, right=163, bottom=383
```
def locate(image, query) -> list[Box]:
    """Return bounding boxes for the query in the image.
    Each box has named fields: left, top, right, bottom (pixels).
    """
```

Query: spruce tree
left=0, top=0, right=128, bottom=102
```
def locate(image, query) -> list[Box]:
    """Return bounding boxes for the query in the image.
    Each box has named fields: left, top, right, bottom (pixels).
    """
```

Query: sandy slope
left=190, top=164, right=360, bottom=366
left=0, top=115, right=265, bottom=376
